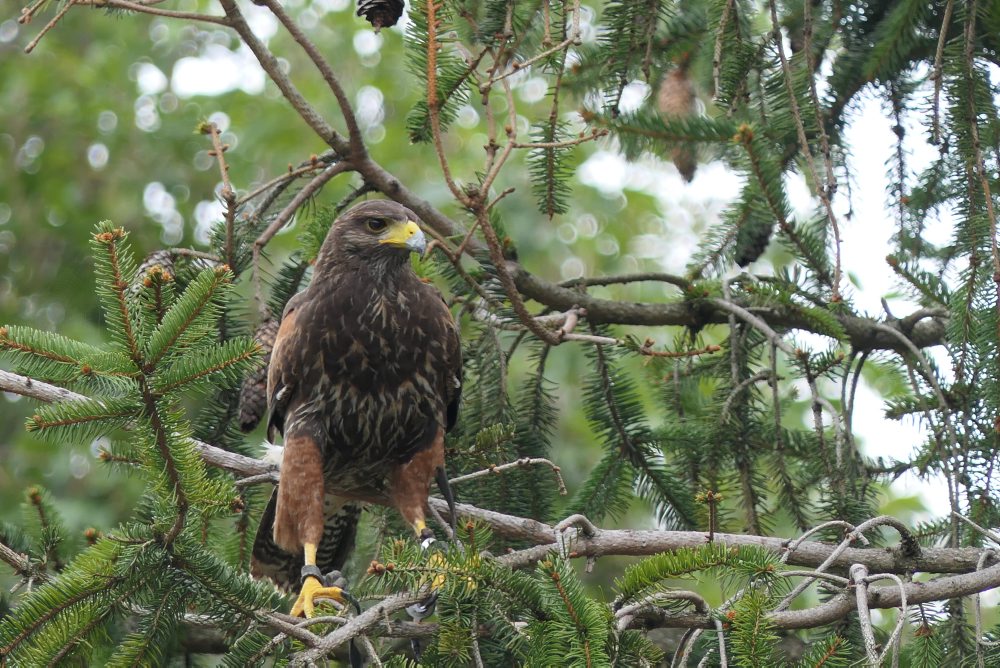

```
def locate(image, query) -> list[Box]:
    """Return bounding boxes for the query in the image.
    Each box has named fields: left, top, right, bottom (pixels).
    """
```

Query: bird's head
left=318, top=200, right=427, bottom=272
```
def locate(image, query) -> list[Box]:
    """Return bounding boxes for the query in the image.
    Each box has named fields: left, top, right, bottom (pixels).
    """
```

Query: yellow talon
left=291, top=542, right=347, bottom=618
left=290, top=576, right=347, bottom=618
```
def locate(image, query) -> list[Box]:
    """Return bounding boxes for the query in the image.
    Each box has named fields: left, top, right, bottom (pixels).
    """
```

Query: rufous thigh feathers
left=274, top=434, right=325, bottom=552
left=389, top=427, right=445, bottom=530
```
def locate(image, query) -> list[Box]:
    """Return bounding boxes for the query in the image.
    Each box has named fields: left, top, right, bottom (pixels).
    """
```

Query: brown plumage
left=250, top=201, right=462, bottom=613
left=237, top=315, right=279, bottom=433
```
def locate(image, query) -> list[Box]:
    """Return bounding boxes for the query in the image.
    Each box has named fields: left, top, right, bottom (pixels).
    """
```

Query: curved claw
left=290, top=575, right=347, bottom=618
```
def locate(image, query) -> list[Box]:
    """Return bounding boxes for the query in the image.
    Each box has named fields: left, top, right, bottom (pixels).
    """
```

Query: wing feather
left=266, top=291, right=308, bottom=442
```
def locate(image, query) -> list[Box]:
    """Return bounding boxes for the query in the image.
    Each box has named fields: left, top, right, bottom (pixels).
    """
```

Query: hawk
left=250, top=200, right=462, bottom=617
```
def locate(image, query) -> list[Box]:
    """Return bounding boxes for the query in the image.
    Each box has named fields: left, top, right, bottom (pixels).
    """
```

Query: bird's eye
left=366, top=218, right=388, bottom=233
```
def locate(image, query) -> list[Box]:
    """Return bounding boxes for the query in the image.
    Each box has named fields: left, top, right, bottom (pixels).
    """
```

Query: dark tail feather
left=251, top=490, right=363, bottom=591
left=435, top=465, right=458, bottom=535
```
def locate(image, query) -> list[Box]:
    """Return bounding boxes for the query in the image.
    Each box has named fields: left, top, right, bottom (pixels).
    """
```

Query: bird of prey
left=250, top=200, right=462, bottom=618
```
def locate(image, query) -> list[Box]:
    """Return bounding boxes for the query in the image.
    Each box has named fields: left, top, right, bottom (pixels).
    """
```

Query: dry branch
left=5, top=369, right=1000, bottom=657
left=0, top=369, right=993, bottom=581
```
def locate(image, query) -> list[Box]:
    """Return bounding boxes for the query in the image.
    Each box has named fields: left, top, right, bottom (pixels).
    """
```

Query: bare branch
left=449, top=457, right=567, bottom=495
left=257, top=0, right=365, bottom=157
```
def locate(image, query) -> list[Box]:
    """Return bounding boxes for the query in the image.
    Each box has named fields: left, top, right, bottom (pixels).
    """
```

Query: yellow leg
left=410, top=519, right=446, bottom=590
left=290, top=543, right=348, bottom=618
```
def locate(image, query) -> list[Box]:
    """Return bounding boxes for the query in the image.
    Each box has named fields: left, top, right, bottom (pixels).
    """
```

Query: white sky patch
left=578, top=150, right=629, bottom=195
left=455, top=104, right=479, bottom=129
left=313, top=0, right=349, bottom=11
left=518, top=77, right=549, bottom=104
left=171, top=44, right=266, bottom=98
left=0, top=19, right=18, bottom=43
left=618, top=82, right=650, bottom=115
left=136, top=63, right=168, bottom=95
left=87, top=143, right=109, bottom=170
left=355, top=86, right=385, bottom=129
left=353, top=30, right=383, bottom=57
left=244, top=3, right=279, bottom=40
left=194, top=199, right=226, bottom=245
left=208, top=111, right=231, bottom=134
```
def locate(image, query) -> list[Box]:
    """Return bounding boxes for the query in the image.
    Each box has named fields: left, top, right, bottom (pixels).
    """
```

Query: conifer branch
left=767, top=0, right=842, bottom=301
left=961, top=0, right=1000, bottom=339
left=289, top=591, right=425, bottom=664
left=73, top=0, right=230, bottom=26
left=0, top=539, right=40, bottom=582
left=217, top=0, right=349, bottom=155
left=46, top=578, right=147, bottom=665
left=94, top=228, right=142, bottom=363
left=257, top=0, right=365, bottom=158
left=140, top=382, right=188, bottom=544
left=931, top=0, right=955, bottom=144
left=425, top=0, right=470, bottom=207
left=0, top=579, right=122, bottom=657
left=479, top=0, right=581, bottom=90
left=200, top=121, right=237, bottom=271
left=449, top=457, right=567, bottom=495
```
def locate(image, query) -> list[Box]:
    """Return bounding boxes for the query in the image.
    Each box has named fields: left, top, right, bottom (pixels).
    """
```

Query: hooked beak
left=380, top=220, right=427, bottom=255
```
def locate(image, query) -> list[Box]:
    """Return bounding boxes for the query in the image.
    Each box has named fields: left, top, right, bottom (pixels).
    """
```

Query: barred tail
left=251, top=490, right=363, bottom=591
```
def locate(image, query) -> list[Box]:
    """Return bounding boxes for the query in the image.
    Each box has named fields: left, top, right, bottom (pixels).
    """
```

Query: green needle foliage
left=4, top=0, right=1000, bottom=664
left=0, top=223, right=265, bottom=665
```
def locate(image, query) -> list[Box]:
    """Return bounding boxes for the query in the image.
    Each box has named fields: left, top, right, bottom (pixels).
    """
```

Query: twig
left=510, top=129, right=608, bottom=150
left=23, top=0, right=74, bottom=54
left=290, top=591, right=425, bottom=664
left=218, top=0, right=349, bottom=153
left=73, top=0, right=230, bottom=26
left=767, top=0, right=842, bottom=301
left=251, top=161, right=351, bottom=309
left=560, top=272, right=691, bottom=290
left=931, top=0, right=955, bottom=144
left=257, top=0, right=365, bottom=157
left=850, top=564, right=879, bottom=664
left=0, top=539, right=44, bottom=582
left=975, top=549, right=1000, bottom=659
left=425, top=0, right=471, bottom=206
left=615, top=590, right=709, bottom=631
left=774, top=516, right=918, bottom=613
left=448, top=457, right=567, bottom=495
left=426, top=499, right=455, bottom=542
left=479, top=0, right=581, bottom=91
left=953, top=512, right=1000, bottom=547
left=237, top=160, right=327, bottom=208
left=712, top=0, right=735, bottom=97
left=720, top=370, right=774, bottom=421
left=200, top=122, right=237, bottom=269
left=234, top=472, right=278, bottom=488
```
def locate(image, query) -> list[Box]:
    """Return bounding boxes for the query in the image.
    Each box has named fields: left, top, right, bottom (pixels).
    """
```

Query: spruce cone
left=734, top=218, right=774, bottom=267
left=657, top=67, right=698, bottom=182
left=356, top=0, right=405, bottom=31
left=238, top=316, right=280, bottom=433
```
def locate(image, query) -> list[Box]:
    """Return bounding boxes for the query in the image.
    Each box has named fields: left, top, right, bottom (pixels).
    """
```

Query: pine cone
left=238, top=317, right=280, bottom=433
left=734, top=218, right=774, bottom=267
left=356, top=0, right=405, bottom=31
left=657, top=67, right=698, bottom=182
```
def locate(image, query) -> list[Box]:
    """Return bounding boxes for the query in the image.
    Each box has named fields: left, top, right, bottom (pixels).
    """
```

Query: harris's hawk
left=250, top=200, right=462, bottom=617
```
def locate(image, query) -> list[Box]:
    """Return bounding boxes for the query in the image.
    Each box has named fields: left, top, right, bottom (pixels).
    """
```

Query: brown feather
left=252, top=201, right=462, bottom=584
